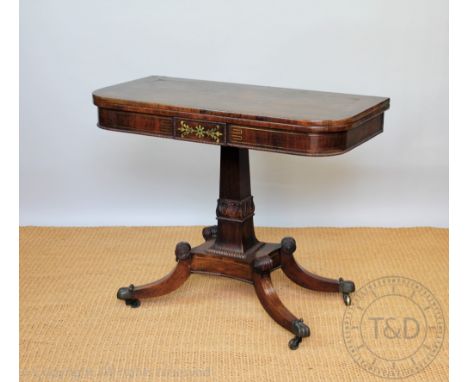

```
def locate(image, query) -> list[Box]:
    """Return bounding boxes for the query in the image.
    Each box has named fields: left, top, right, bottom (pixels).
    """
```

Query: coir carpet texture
left=20, top=227, right=448, bottom=381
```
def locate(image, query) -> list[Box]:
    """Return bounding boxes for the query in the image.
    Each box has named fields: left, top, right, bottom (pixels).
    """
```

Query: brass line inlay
left=230, top=127, right=243, bottom=142
left=178, top=120, right=223, bottom=143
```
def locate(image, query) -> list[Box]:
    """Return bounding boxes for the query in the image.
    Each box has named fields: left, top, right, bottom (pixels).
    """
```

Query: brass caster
left=117, top=284, right=141, bottom=308
left=339, top=278, right=355, bottom=306
left=289, top=318, right=310, bottom=350
left=125, top=298, right=141, bottom=308
left=343, top=293, right=351, bottom=306
left=288, top=336, right=302, bottom=350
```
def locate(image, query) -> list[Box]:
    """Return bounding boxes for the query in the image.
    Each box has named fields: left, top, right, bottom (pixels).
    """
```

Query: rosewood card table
left=93, top=76, right=390, bottom=350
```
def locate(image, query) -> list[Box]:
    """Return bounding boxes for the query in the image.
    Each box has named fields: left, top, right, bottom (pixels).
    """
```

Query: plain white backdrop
left=20, top=0, right=448, bottom=227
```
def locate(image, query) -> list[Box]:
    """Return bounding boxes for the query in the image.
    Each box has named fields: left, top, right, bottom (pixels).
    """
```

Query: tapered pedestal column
left=207, top=146, right=260, bottom=260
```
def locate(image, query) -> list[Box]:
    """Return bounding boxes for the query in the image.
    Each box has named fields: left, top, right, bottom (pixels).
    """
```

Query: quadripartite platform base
left=117, top=231, right=355, bottom=350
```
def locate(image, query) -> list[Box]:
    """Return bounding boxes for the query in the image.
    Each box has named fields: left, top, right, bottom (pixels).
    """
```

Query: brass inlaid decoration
left=230, top=127, right=243, bottom=142
left=178, top=120, right=223, bottom=143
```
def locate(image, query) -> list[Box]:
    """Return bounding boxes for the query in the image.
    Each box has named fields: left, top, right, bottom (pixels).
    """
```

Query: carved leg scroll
left=202, top=225, right=217, bottom=241
left=280, top=237, right=355, bottom=306
left=117, top=242, right=192, bottom=308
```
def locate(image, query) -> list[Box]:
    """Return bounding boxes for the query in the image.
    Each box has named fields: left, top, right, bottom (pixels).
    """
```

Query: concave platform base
left=116, top=147, right=355, bottom=350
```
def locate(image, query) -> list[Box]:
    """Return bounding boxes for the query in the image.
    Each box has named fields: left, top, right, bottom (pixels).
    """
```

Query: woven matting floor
left=20, top=227, right=448, bottom=381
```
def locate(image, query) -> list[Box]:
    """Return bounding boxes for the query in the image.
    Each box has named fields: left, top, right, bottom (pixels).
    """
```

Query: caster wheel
left=288, top=336, right=302, bottom=350
left=339, top=278, right=355, bottom=306
left=125, top=298, right=141, bottom=308
left=288, top=319, right=309, bottom=350
left=343, top=294, right=351, bottom=306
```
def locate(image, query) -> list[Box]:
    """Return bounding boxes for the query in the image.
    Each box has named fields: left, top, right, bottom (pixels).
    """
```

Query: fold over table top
left=93, top=76, right=390, bottom=156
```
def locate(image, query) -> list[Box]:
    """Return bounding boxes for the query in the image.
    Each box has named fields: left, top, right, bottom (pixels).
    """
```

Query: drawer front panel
left=99, top=109, right=173, bottom=136
left=174, top=118, right=226, bottom=145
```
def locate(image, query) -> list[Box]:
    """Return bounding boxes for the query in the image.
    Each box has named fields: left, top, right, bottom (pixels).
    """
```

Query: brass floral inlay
left=178, top=121, right=223, bottom=143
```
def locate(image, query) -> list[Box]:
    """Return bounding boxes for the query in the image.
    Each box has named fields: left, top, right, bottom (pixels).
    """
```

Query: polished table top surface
left=93, top=76, right=390, bottom=156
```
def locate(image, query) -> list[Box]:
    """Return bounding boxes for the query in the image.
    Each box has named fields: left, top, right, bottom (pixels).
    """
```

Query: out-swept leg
left=116, top=242, right=192, bottom=308
left=252, top=258, right=310, bottom=350
left=279, top=237, right=355, bottom=305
